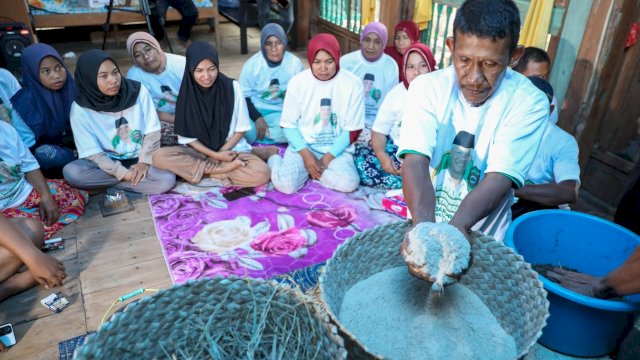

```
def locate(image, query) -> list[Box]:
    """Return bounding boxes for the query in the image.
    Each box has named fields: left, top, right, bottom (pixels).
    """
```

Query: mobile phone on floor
left=222, top=187, right=255, bottom=201
left=0, top=323, right=16, bottom=348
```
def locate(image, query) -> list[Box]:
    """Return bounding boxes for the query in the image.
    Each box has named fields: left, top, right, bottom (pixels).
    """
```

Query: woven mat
left=149, top=181, right=398, bottom=285
left=58, top=333, right=92, bottom=360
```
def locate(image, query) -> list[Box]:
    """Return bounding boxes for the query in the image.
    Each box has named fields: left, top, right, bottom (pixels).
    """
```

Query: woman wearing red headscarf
left=268, top=34, right=364, bottom=194
left=384, top=21, right=422, bottom=82
left=355, top=43, right=436, bottom=189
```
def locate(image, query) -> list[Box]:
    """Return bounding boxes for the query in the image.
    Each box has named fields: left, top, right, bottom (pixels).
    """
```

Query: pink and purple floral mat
left=149, top=181, right=396, bottom=285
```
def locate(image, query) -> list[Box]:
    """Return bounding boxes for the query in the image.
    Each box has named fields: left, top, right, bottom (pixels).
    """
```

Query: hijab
left=306, top=33, right=341, bottom=81
left=360, top=21, right=388, bottom=62
left=174, top=41, right=235, bottom=151
left=75, top=49, right=141, bottom=112
left=10, top=43, right=77, bottom=141
left=261, top=23, right=288, bottom=68
left=385, top=20, right=421, bottom=76
left=401, top=43, right=436, bottom=89
left=126, top=31, right=167, bottom=72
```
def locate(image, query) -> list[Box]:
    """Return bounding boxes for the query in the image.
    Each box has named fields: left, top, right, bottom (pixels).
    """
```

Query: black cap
left=452, top=131, right=475, bottom=148
left=115, top=117, right=129, bottom=129
left=364, top=73, right=375, bottom=81
left=320, top=98, right=331, bottom=106
left=269, top=78, right=280, bottom=86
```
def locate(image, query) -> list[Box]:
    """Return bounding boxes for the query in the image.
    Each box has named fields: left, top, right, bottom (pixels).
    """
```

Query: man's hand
left=255, top=117, right=269, bottom=141
left=379, top=154, right=400, bottom=175
left=300, top=149, right=323, bottom=180
left=128, top=163, right=149, bottom=186
left=400, top=223, right=437, bottom=282
left=320, top=153, right=335, bottom=169
left=24, top=252, right=66, bottom=290
left=38, top=195, right=59, bottom=227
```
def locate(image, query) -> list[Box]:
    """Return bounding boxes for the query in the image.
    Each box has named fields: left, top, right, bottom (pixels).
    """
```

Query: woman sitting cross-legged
left=355, top=43, right=436, bottom=189
left=239, top=23, right=304, bottom=144
left=152, top=41, right=271, bottom=187
left=0, top=120, right=87, bottom=240
left=63, top=50, right=176, bottom=195
left=10, top=44, right=78, bottom=178
left=267, top=33, right=364, bottom=194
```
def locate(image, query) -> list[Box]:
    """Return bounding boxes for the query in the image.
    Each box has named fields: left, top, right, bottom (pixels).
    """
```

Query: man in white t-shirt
left=397, top=0, right=549, bottom=246
left=511, top=76, right=580, bottom=218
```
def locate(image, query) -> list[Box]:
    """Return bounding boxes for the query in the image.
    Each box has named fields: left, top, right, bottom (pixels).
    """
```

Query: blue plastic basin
left=504, top=210, right=640, bottom=357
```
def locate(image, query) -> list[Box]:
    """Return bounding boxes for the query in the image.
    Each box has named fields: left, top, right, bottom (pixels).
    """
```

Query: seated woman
left=384, top=21, right=421, bottom=81
left=268, top=33, right=364, bottom=194
left=10, top=44, right=77, bottom=178
left=239, top=23, right=304, bottom=144
left=63, top=50, right=176, bottom=195
left=152, top=41, right=271, bottom=187
left=0, top=120, right=87, bottom=241
left=0, top=68, right=33, bottom=138
left=126, top=32, right=185, bottom=146
left=340, top=22, right=398, bottom=140
left=0, top=214, right=65, bottom=304
left=355, top=43, right=435, bottom=189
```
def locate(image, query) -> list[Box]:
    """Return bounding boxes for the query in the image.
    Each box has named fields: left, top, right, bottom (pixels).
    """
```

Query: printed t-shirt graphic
left=261, top=78, right=285, bottom=101
left=312, top=98, right=338, bottom=149
left=157, top=85, right=178, bottom=112
left=111, top=117, right=142, bottom=160
left=432, top=130, right=481, bottom=223
left=363, top=73, right=382, bottom=122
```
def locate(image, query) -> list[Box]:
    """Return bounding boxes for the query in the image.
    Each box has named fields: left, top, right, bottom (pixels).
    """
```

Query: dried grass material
left=162, top=284, right=328, bottom=360
left=75, top=278, right=346, bottom=360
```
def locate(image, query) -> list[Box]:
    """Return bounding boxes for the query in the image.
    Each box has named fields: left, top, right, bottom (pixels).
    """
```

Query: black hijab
left=74, top=49, right=141, bottom=112
left=174, top=41, right=234, bottom=151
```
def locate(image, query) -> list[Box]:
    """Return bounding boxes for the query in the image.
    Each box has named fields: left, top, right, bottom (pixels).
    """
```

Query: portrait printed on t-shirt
left=313, top=98, right=338, bottom=147
left=111, top=117, right=143, bottom=160
left=157, top=85, right=179, bottom=112
left=261, top=78, right=285, bottom=101
left=433, top=130, right=482, bottom=222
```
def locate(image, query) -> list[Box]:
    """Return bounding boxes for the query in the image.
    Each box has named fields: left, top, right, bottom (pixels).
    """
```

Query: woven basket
left=320, top=221, right=549, bottom=359
left=75, top=277, right=347, bottom=359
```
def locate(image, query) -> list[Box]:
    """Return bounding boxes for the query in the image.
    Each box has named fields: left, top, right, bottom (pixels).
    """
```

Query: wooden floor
left=0, top=21, right=307, bottom=359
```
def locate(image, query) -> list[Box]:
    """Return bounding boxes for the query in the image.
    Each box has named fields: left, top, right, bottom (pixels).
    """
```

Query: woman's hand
left=213, top=150, right=239, bottom=162
left=128, top=163, right=150, bottom=186
left=255, top=117, right=269, bottom=141
left=378, top=153, right=400, bottom=175
left=38, top=195, right=59, bottom=227
left=320, top=153, right=335, bottom=170
left=300, top=149, right=323, bottom=180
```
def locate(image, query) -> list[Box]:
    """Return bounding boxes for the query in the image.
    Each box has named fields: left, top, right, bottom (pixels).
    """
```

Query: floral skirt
left=354, top=139, right=402, bottom=189
left=1, top=179, right=89, bottom=239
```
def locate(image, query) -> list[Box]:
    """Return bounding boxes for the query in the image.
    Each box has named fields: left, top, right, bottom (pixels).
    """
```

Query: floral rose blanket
left=150, top=182, right=394, bottom=284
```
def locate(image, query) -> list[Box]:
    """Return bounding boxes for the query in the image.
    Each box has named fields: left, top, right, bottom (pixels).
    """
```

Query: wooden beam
left=548, top=0, right=593, bottom=113
left=378, top=1, right=402, bottom=46
left=573, top=0, right=640, bottom=169
left=295, top=0, right=311, bottom=47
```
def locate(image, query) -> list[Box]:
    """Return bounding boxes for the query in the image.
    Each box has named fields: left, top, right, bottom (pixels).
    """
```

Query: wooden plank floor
left=0, top=21, right=308, bottom=359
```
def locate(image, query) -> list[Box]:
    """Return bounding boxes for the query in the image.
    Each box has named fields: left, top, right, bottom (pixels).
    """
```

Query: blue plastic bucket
left=505, top=210, right=640, bottom=357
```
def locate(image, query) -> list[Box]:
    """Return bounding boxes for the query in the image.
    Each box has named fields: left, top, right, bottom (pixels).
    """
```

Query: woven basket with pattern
left=75, top=277, right=347, bottom=359
left=320, top=221, right=549, bottom=359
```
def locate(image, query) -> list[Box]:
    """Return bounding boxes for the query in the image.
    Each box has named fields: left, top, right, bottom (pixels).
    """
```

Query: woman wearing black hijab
left=62, top=49, right=176, bottom=195
left=153, top=41, right=271, bottom=187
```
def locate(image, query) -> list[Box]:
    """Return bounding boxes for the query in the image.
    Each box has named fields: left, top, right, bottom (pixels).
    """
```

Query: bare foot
left=0, top=271, right=38, bottom=302
left=252, top=146, right=279, bottom=162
